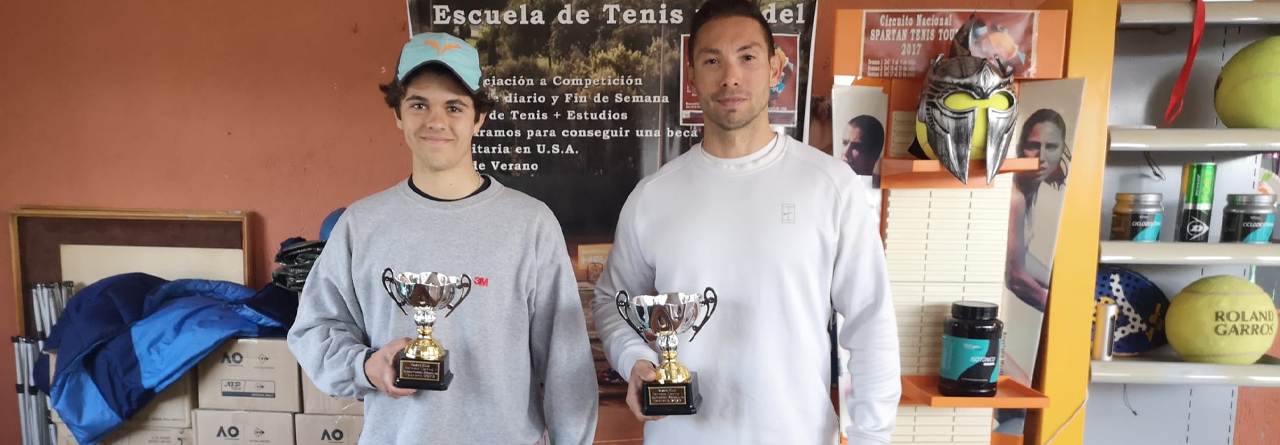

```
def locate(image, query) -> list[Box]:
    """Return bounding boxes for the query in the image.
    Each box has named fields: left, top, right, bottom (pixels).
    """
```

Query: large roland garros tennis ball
left=1215, top=36, right=1280, bottom=128
left=1165, top=275, right=1277, bottom=364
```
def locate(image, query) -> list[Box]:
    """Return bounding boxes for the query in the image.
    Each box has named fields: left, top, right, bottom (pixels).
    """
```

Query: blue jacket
left=35, top=273, right=297, bottom=445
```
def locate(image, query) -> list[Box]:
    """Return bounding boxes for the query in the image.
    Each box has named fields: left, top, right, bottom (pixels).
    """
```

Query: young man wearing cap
left=591, top=1, right=901, bottom=444
left=288, top=32, right=598, bottom=445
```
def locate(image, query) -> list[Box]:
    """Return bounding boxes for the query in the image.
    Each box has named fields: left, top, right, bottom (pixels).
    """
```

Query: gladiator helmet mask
left=916, top=14, right=1018, bottom=184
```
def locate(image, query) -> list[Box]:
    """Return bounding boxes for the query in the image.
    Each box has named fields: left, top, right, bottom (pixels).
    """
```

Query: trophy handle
left=689, top=287, right=718, bottom=342
left=614, top=290, right=649, bottom=344
left=381, top=268, right=408, bottom=315
left=444, top=274, right=472, bottom=317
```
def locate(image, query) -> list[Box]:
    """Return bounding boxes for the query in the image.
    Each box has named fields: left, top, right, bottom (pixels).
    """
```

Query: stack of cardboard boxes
left=54, top=338, right=365, bottom=445
left=195, top=338, right=365, bottom=445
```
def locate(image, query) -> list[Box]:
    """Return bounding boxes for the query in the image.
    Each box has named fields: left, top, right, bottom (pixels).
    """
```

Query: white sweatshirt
left=592, top=134, right=901, bottom=445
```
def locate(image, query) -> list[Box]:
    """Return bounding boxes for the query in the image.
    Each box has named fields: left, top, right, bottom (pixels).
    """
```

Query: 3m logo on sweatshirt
left=474, top=277, right=490, bottom=287
left=321, top=429, right=346, bottom=442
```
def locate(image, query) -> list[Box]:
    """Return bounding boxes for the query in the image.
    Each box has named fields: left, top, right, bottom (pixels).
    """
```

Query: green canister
left=1175, top=163, right=1217, bottom=242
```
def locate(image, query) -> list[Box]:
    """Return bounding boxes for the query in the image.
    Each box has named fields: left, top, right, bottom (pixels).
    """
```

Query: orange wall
left=0, top=1, right=412, bottom=441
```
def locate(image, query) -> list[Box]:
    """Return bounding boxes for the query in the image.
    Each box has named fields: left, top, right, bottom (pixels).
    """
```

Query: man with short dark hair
left=842, top=115, right=886, bottom=176
left=592, top=0, right=901, bottom=443
left=288, top=32, right=598, bottom=445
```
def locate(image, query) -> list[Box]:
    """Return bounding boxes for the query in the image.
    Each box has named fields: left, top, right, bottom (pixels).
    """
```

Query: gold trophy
left=382, top=268, right=472, bottom=390
left=615, top=288, right=717, bottom=415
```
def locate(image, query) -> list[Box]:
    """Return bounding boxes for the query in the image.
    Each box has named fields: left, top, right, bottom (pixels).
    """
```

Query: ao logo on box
left=221, top=352, right=272, bottom=366
left=216, top=426, right=239, bottom=438
left=322, top=429, right=346, bottom=442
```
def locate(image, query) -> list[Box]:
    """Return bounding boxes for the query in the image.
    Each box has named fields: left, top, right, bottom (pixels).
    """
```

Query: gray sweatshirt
left=287, top=178, right=598, bottom=445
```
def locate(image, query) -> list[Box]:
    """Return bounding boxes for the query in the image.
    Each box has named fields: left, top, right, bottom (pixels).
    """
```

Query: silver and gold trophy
left=615, top=288, right=717, bottom=415
left=382, top=268, right=472, bottom=390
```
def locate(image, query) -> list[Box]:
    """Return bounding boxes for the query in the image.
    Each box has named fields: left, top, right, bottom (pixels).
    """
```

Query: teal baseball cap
left=396, top=32, right=482, bottom=93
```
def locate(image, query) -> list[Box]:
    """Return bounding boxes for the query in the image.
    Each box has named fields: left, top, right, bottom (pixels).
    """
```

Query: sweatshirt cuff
left=353, top=347, right=378, bottom=394
left=845, top=430, right=892, bottom=445
left=617, top=346, right=660, bottom=383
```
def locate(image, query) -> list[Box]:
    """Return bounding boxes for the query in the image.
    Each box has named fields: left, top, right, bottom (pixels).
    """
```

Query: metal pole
left=19, top=338, right=33, bottom=445
left=46, top=283, right=58, bottom=328
left=32, top=284, right=43, bottom=339
left=44, top=283, right=54, bottom=335
left=14, top=338, right=29, bottom=445
left=60, top=281, right=75, bottom=319
left=44, top=283, right=55, bottom=340
left=40, top=284, right=50, bottom=337
left=27, top=340, right=38, bottom=445
left=28, top=340, right=46, bottom=445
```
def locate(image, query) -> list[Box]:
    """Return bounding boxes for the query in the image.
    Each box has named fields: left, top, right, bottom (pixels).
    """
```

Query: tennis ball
left=1214, top=36, right=1280, bottom=128
left=1165, top=275, right=1277, bottom=364
left=916, top=91, right=1013, bottom=160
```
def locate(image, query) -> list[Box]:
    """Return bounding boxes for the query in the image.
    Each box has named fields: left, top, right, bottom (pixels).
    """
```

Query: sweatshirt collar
left=397, top=174, right=503, bottom=210
left=695, top=132, right=786, bottom=174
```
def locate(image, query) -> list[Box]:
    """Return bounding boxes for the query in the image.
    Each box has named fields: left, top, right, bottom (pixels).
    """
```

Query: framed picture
left=9, top=206, right=251, bottom=335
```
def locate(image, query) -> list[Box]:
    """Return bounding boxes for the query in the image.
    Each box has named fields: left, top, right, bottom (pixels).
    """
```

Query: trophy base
left=393, top=352, right=453, bottom=391
left=641, top=372, right=702, bottom=416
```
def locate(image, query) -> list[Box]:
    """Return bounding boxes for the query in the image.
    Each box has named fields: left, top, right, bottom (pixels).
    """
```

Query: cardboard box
left=57, top=423, right=76, bottom=445
left=194, top=410, right=295, bottom=445
left=50, top=352, right=197, bottom=428
left=300, top=375, right=363, bottom=416
left=56, top=423, right=193, bottom=445
left=197, top=338, right=301, bottom=412
left=134, top=371, right=197, bottom=428
left=292, top=414, right=363, bottom=445
left=573, top=243, right=612, bottom=283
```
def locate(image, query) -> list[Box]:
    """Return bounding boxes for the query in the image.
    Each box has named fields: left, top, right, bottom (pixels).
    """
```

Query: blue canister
left=938, top=301, right=1003, bottom=397
left=1221, top=194, right=1276, bottom=243
left=1111, top=193, right=1163, bottom=242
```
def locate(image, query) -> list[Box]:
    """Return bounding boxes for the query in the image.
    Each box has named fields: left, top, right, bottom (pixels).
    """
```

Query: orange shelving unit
left=900, top=375, right=1050, bottom=409
left=880, top=158, right=1040, bottom=189
left=830, top=2, right=1115, bottom=444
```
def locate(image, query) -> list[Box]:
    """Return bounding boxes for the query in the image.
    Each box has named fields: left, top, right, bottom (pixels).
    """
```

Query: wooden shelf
left=1098, top=241, right=1280, bottom=266
left=880, top=157, right=1038, bottom=189
left=899, top=375, right=1049, bottom=409
left=1092, top=348, right=1280, bottom=387
left=1119, top=1, right=1280, bottom=27
left=1109, top=128, right=1280, bottom=152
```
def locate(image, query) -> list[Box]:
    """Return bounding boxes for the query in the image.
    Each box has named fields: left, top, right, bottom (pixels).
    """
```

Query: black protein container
left=938, top=301, right=1003, bottom=397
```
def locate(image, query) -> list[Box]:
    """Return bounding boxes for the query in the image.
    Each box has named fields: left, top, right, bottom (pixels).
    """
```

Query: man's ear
left=686, top=61, right=699, bottom=97
left=472, top=112, right=487, bottom=134
left=769, top=51, right=783, bottom=87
